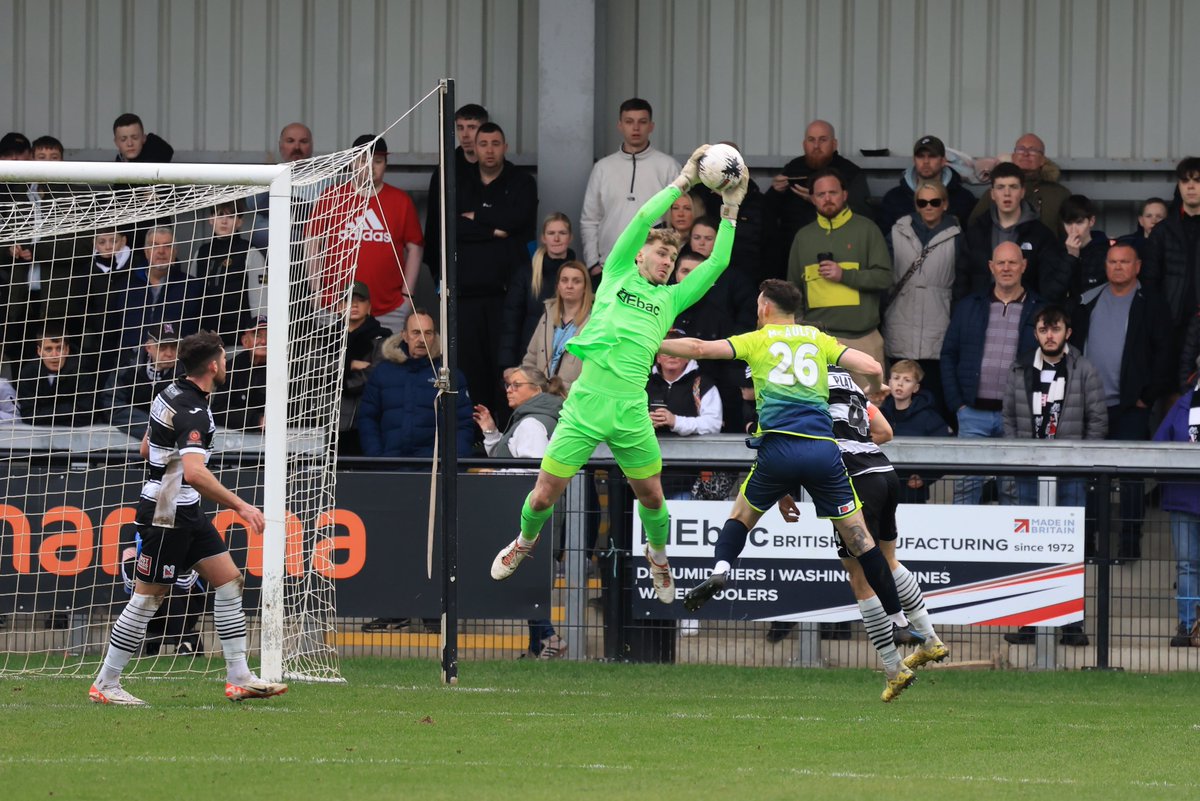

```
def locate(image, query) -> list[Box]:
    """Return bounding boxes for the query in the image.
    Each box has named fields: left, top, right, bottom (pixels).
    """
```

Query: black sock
left=713, top=519, right=750, bottom=566
left=856, top=546, right=902, bottom=615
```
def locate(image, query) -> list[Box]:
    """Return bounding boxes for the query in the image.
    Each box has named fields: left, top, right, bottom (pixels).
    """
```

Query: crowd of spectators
left=4, top=105, right=1200, bottom=644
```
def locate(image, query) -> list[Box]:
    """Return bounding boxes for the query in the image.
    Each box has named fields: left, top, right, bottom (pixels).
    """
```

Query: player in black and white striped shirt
left=780, top=365, right=949, bottom=686
left=90, top=331, right=287, bottom=706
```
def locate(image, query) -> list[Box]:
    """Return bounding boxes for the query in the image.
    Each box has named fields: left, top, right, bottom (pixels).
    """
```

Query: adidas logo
left=340, top=208, right=393, bottom=243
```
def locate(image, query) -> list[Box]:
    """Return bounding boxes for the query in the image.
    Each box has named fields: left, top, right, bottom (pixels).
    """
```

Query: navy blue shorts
left=740, top=434, right=860, bottom=519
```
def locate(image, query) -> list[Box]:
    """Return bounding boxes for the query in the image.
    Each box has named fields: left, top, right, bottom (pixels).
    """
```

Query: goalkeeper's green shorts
left=541, top=383, right=661, bottom=480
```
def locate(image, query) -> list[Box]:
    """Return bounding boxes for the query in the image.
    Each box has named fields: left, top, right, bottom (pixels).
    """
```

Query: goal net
left=0, top=146, right=374, bottom=681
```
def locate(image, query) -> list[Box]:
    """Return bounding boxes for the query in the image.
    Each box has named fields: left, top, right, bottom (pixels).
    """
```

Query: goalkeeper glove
left=672, top=144, right=710, bottom=192
left=720, top=172, right=750, bottom=222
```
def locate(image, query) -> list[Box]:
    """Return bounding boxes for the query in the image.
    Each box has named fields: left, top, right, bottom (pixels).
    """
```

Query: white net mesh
left=0, top=146, right=374, bottom=680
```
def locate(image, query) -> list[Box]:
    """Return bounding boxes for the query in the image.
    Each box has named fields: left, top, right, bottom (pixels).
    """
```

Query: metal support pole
left=438, top=78, right=460, bottom=685
left=604, top=469, right=628, bottom=660
left=563, top=473, right=587, bottom=660
left=791, top=623, right=825, bottom=668
left=1092, top=472, right=1114, bottom=670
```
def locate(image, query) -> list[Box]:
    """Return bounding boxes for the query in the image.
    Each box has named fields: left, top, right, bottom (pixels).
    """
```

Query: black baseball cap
left=913, top=135, right=946, bottom=158
left=351, top=280, right=371, bottom=301
left=145, top=322, right=179, bottom=343
left=244, top=314, right=268, bottom=331
left=353, top=134, right=388, bottom=155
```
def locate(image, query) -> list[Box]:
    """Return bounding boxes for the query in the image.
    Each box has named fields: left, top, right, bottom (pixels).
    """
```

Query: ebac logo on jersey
left=616, top=288, right=661, bottom=317
left=340, top=208, right=393, bottom=243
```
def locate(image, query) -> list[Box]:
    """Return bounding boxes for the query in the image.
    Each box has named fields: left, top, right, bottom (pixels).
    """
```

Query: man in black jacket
left=878, top=135, right=977, bottom=235
left=212, top=316, right=268, bottom=431
left=454, top=122, right=538, bottom=413
left=763, top=120, right=874, bottom=280
left=102, top=323, right=180, bottom=438
left=340, top=282, right=392, bottom=455
left=1072, top=244, right=1173, bottom=561
left=1142, top=157, right=1200, bottom=358
left=960, top=162, right=1069, bottom=303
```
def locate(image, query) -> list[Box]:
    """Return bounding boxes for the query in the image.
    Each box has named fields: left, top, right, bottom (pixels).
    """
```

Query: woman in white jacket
left=882, top=180, right=963, bottom=420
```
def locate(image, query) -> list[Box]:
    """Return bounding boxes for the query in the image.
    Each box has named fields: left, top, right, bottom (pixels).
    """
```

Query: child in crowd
left=879, top=359, right=951, bottom=503
left=1060, top=194, right=1111, bottom=300
left=1117, top=197, right=1169, bottom=259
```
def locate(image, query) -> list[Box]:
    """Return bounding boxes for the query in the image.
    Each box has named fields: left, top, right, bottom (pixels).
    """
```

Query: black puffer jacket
left=1141, top=204, right=1200, bottom=335
left=960, top=204, right=1069, bottom=303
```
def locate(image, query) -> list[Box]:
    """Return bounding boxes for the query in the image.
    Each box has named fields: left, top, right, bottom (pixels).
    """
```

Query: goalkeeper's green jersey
left=566, top=185, right=735, bottom=393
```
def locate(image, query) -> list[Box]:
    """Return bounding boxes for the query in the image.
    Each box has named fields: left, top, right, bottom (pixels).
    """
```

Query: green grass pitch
left=2, top=659, right=1197, bottom=800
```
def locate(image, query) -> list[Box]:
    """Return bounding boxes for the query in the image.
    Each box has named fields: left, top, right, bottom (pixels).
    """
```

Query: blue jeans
left=954, top=407, right=1016, bottom=505
left=1015, top=477, right=1087, bottom=508
left=1171, top=511, right=1200, bottom=629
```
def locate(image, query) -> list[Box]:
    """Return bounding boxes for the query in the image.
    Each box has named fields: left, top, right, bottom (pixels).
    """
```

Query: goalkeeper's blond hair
left=643, top=228, right=681, bottom=250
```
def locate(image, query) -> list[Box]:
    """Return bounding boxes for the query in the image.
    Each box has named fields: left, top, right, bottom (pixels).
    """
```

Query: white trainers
left=491, top=535, right=538, bottom=580
left=644, top=544, right=675, bottom=604
left=225, top=675, right=288, bottom=702
left=89, top=682, right=147, bottom=706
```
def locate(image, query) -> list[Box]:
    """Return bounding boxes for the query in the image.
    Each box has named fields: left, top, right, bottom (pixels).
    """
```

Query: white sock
left=214, top=580, right=251, bottom=682
left=892, top=564, right=936, bottom=639
left=858, top=596, right=901, bottom=674
left=714, top=560, right=731, bottom=575
left=97, top=593, right=162, bottom=686
left=889, top=611, right=911, bottom=628
left=647, top=546, right=668, bottom=564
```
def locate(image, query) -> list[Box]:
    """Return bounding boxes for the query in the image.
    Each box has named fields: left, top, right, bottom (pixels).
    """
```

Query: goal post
left=0, top=149, right=371, bottom=682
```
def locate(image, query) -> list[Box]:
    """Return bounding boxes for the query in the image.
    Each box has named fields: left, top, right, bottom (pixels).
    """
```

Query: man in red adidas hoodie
left=309, top=135, right=424, bottom=334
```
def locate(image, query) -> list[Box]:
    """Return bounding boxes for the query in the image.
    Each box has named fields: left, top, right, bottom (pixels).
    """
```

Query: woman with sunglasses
left=881, top=179, right=964, bottom=421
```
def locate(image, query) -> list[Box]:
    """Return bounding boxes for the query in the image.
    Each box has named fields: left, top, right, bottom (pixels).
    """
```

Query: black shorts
left=134, top=518, right=228, bottom=585
left=835, top=469, right=900, bottom=559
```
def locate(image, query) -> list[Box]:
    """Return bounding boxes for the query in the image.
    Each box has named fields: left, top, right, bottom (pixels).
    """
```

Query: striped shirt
left=828, top=366, right=892, bottom=476
left=137, top=378, right=215, bottom=529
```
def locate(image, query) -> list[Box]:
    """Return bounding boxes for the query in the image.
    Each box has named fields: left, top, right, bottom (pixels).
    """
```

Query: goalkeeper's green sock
left=637, top=501, right=671, bottom=557
left=519, top=494, right=554, bottom=542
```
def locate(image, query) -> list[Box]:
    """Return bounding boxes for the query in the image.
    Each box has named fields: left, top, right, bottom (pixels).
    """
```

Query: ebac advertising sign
left=632, top=501, right=1084, bottom=626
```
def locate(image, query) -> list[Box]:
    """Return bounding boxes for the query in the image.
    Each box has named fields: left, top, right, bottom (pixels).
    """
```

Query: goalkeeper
left=491, top=144, right=747, bottom=602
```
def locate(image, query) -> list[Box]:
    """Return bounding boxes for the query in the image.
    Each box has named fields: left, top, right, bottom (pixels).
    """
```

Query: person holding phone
left=786, top=168, right=893, bottom=368
left=763, top=120, right=874, bottom=280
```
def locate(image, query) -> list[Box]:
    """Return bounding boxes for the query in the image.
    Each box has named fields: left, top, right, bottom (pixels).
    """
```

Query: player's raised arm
left=672, top=171, right=749, bottom=309
left=836, top=346, right=886, bottom=396
left=603, top=145, right=710, bottom=277
left=658, top=336, right=736, bottom=361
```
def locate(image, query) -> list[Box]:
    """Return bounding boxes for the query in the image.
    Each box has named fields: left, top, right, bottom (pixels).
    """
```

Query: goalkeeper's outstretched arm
left=669, top=172, right=750, bottom=309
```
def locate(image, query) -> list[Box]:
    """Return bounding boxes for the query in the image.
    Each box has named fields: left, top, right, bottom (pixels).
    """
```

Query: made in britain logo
left=1013, top=517, right=1074, bottom=535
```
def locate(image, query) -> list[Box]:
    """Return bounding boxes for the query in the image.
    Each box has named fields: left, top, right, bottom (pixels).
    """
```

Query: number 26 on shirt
left=767, top=342, right=820, bottom=387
